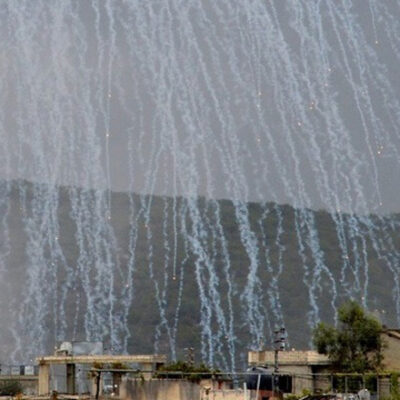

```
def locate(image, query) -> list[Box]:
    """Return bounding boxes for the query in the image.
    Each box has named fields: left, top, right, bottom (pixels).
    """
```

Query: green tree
left=313, top=301, right=384, bottom=372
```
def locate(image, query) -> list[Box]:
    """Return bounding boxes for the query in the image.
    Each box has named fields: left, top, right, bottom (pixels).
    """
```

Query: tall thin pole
left=273, top=327, right=286, bottom=395
left=274, top=327, right=286, bottom=373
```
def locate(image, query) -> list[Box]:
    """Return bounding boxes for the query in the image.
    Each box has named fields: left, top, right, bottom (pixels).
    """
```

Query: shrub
left=155, top=361, right=220, bottom=382
left=0, top=380, right=23, bottom=396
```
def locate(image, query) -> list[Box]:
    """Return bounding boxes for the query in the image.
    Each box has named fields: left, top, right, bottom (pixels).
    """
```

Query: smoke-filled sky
left=0, top=0, right=399, bottom=213
left=2, top=1, right=400, bottom=368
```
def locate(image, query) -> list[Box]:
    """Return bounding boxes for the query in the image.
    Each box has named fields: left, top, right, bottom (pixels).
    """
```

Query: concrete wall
left=378, top=377, right=391, bottom=398
left=248, top=351, right=329, bottom=366
left=121, top=379, right=249, bottom=400
left=313, top=373, right=332, bottom=393
left=208, top=389, right=249, bottom=400
left=0, top=376, right=38, bottom=395
left=382, top=331, right=400, bottom=371
left=279, top=365, right=313, bottom=395
left=122, top=379, right=200, bottom=400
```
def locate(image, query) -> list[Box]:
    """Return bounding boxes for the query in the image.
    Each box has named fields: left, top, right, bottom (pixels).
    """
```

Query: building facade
left=249, top=330, right=400, bottom=397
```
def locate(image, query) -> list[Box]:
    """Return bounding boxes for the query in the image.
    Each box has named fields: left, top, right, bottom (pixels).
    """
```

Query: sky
left=0, top=0, right=399, bottom=214
left=1, top=0, right=400, bottom=367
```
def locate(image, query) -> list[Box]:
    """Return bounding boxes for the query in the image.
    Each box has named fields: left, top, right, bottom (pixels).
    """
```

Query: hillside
left=0, top=179, right=398, bottom=368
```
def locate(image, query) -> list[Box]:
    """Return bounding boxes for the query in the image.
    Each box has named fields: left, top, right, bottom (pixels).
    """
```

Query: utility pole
left=273, top=327, right=286, bottom=373
left=184, top=347, right=195, bottom=367
left=273, top=327, right=286, bottom=395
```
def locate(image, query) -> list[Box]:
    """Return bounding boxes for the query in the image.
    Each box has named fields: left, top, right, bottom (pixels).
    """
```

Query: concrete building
left=248, top=350, right=330, bottom=394
left=0, top=374, right=38, bottom=395
left=381, top=329, right=400, bottom=370
left=121, top=378, right=252, bottom=400
left=248, top=329, right=400, bottom=396
left=36, top=354, right=167, bottom=396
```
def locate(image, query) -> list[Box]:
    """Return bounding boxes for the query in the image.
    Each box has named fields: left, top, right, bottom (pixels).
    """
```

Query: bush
left=110, top=362, right=128, bottom=370
left=0, top=380, right=23, bottom=396
left=155, top=361, right=220, bottom=382
left=391, top=373, right=400, bottom=400
left=285, top=394, right=301, bottom=400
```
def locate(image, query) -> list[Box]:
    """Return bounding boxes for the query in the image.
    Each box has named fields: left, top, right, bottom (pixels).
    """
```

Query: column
left=141, top=363, right=153, bottom=381
left=38, top=364, right=50, bottom=396
left=91, top=372, right=103, bottom=399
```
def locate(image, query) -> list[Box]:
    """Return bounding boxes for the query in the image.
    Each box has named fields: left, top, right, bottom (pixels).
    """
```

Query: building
left=381, top=329, right=400, bottom=370
left=37, top=354, right=167, bottom=396
left=0, top=365, right=38, bottom=396
left=248, top=350, right=330, bottom=394
left=120, top=378, right=247, bottom=400
left=248, top=329, right=400, bottom=396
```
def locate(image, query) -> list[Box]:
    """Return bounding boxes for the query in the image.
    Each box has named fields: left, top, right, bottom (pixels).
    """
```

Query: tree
left=313, top=301, right=384, bottom=372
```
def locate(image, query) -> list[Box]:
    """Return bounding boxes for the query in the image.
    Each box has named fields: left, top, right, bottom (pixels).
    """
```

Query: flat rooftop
left=36, top=354, right=167, bottom=365
left=248, top=350, right=330, bottom=366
